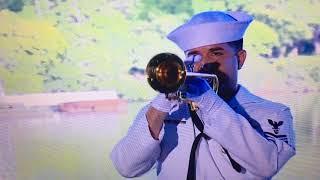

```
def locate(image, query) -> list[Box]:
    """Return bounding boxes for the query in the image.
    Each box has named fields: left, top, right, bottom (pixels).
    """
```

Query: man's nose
left=194, top=55, right=211, bottom=72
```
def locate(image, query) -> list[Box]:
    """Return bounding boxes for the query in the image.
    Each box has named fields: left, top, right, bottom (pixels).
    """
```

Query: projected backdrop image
left=0, top=0, right=319, bottom=179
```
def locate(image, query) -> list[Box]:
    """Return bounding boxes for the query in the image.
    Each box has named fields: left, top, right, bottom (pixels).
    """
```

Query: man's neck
left=220, top=84, right=240, bottom=102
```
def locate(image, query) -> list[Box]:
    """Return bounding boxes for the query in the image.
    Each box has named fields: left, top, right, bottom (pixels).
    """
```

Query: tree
left=138, top=0, right=193, bottom=20
left=0, top=0, right=24, bottom=12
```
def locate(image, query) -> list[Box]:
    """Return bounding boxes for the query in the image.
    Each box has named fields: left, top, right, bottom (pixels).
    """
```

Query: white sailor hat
left=167, top=11, right=254, bottom=51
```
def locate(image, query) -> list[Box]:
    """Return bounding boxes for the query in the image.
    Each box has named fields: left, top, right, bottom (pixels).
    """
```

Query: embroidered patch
left=265, top=132, right=288, bottom=143
left=268, top=119, right=283, bottom=134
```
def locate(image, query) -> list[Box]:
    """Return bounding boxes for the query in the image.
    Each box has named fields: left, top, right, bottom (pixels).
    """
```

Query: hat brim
left=167, top=11, right=253, bottom=51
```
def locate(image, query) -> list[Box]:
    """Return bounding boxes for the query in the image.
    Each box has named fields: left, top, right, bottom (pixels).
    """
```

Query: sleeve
left=110, top=104, right=164, bottom=178
left=198, top=91, right=296, bottom=178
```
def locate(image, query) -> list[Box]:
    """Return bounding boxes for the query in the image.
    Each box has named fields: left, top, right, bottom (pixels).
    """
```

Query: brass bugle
left=146, top=53, right=219, bottom=99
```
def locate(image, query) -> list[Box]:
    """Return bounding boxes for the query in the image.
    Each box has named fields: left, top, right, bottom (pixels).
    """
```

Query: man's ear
left=237, top=50, right=246, bottom=70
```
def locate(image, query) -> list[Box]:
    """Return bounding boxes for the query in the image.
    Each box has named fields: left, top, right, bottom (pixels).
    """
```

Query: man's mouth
left=197, top=63, right=217, bottom=89
left=198, top=63, right=228, bottom=91
left=199, top=63, right=219, bottom=74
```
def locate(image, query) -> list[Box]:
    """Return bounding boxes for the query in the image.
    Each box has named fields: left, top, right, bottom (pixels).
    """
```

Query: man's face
left=185, top=43, right=246, bottom=100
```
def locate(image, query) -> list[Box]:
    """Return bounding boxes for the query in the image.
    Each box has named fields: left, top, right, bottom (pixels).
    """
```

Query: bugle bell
left=146, top=53, right=219, bottom=100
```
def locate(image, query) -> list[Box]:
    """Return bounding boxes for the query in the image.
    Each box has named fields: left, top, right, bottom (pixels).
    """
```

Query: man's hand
left=147, top=94, right=179, bottom=140
left=150, top=93, right=177, bottom=113
left=180, top=77, right=211, bottom=99
left=180, top=77, right=218, bottom=111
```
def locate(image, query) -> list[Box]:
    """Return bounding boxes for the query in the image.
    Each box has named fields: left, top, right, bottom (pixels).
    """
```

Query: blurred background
left=0, top=0, right=319, bottom=179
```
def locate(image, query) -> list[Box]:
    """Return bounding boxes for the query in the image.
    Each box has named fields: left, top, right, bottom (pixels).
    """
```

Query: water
left=0, top=92, right=319, bottom=180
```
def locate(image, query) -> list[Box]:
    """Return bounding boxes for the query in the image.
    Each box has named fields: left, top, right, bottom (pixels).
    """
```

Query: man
left=111, top=11, right=296, bottom=179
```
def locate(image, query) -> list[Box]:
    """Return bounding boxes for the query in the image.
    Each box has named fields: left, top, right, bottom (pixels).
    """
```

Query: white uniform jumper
left=111, top=86, right=296, bottom=179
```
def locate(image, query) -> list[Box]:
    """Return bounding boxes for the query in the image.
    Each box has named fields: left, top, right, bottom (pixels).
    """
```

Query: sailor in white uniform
left=110, top=11, right=296, bottom=180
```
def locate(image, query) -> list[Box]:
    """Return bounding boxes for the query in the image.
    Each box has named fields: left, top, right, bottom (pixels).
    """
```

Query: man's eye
left=210, top=52, right=223, bottom=56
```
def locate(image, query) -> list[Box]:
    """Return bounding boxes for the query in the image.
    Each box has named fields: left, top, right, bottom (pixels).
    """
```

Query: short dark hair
left=227, top=38, right=243, bottom=52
